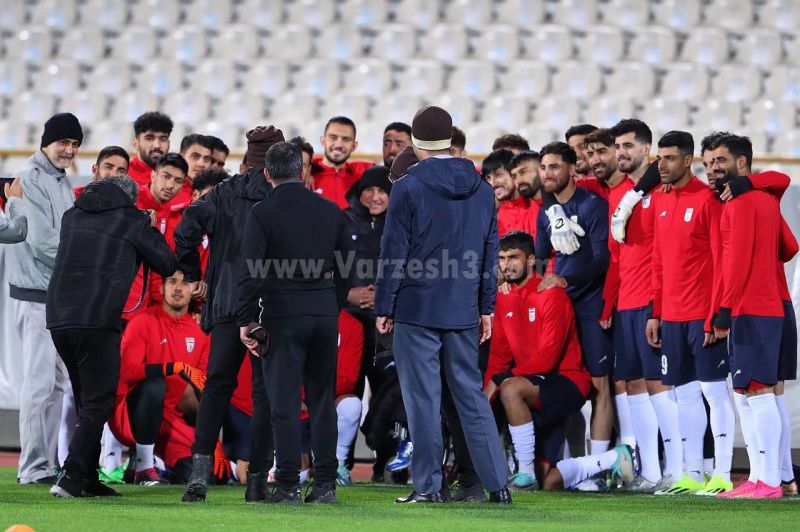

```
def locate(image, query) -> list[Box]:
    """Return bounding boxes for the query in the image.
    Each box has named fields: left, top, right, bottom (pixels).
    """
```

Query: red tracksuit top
left=128, top=157, right=154, bottom=189
left=311, top=156, right=373, bottom=209
left=486, top=277, right=591, bottom=397
left=576, top=175, right=609, bottom=200
left=601, top=176, right=659, bottom=319
left=498, top=196, right=532, bottom=238
left=651, top=177, right=722, bottom=330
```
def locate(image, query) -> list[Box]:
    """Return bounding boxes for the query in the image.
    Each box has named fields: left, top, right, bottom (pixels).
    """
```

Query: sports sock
left=733, top=392, right=759, bottom=483
left=614, top=392, right=636, bottom=449
left=775, top=394, right=795, bottom=483
left=590, top=439, right=610, bottom=455
left=101, top=424, right=123, bottom=472
left=556, top=449, right=618, bottom=489
left=674, top=381, right=706, bottom=483
left=627, top=392, right=661, bottom=482
left=508, top=422, right=536, bottom=475
left=135, top=443, right=155, bottom=473
left=700, top=381, right=734, bottom=481
left=336, top=396, right=362, bottom=466
left=58, top=389, right=77, bottom=467
left=748, top=393, right=782, bottom=487
left=299, top=469, right=310, bottom=484
left=650, top=389, right=683, bottom=480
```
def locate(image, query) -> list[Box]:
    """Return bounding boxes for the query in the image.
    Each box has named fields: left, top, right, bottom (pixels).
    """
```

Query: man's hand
left=376, top=316, right=394, bottom=335
left=143, top=209, right=157, bottom=227
left=483, top=380, right=498, bottom=401
left=348, top=285, right=376, bottom=310
left=303, top=173, right=315, bottom=191
left=537, top=274, right=567, bottom=292
left=719, top=183, right=733, bottom=202
left=190, top=280, right=208, bottom=300
left=545, top=204, right=585, bottom=255
left=645, top=318, right=661, bottom=348
left=712, top=328, right=729, bottom=341
left=611, top=189, right=643, bottom=243
left=240, top=325, right=261, bottom=356
left=4, top=177, right=22, bottom=199
left=599, top=316, right=613, bottom=330
left=479, top=314, right=492, bottom=344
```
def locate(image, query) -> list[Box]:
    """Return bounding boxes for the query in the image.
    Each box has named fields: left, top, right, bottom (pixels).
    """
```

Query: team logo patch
left=159, top=218, right=167, bottom=234
left=684, top=207, right=694, bottom=222
left=528, top=307, right=536, bottom=322
left=186, top=337, right=195, bottom=353
left=202, top=235, right=209, bottom=249
left=641, top=195, right=651, bottom=208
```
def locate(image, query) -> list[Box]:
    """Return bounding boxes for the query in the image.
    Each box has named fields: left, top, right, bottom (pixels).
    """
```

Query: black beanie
left=358, top=165, right=392, bottom=196
left=41, top=113, right=83, bottom=148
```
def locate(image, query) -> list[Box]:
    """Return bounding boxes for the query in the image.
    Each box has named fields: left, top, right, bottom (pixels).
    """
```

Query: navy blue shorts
left=729, top=315, right=783, bottom=389
left=524, top=373, right=587, bottom=464
left=575, top=318, right=613, bottom=377
left=779, top=301, right=797, bottom=381
left=614, top=307, right=662, bottom=381
left=661, top=319, right=729, bottom=386
left=222, top=404, right=252, bottom=462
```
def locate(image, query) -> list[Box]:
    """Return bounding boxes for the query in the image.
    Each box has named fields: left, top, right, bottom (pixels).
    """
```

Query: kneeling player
left=334, top=311, right=364, bottom=485
left=110, top=270, right=210, bottom=485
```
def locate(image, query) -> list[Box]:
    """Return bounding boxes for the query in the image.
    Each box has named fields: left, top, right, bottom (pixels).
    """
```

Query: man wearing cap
left=375, top=106, right=510, bottom=504
left=7, top=113, right=82, bottom=485
left=176, top=125, right=285, bottom=503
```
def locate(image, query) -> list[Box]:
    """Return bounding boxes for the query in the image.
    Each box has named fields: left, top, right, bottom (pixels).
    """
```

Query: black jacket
left=46, top=181, right=177, bottom=331
left=343, top=193, right=385, bottom=289
left=236, top=181, right=351, bottom=325
left=174, top=168, right=271, bottom=332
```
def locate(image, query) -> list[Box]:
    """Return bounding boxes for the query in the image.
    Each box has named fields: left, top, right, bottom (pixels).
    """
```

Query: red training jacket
left=311, top=156, right=373, bottom=209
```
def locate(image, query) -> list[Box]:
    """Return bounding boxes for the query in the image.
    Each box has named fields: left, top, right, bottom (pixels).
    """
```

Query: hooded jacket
left=46, top=180, right=177, bottom=331
left=174, top=168, right=272, bottom=332
left=374, top=156, right=498, bottom=329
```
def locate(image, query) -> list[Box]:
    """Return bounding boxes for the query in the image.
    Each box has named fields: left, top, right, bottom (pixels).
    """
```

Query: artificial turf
left=0, top=468, right=797, bottom=532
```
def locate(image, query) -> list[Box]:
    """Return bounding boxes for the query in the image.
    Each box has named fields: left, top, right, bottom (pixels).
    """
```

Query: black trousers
left=262, top=315, right=338, bottom=488
left=51, top=327, right=121, bottom=483
left=126, top=376, right=167, bottom=444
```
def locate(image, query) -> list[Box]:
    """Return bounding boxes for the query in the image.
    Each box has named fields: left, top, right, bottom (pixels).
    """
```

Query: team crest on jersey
left=186, top=337, right=195, bottom=353
left=684, top=207, right=694, bottom=222
left=202, top=235, right=209, bottom=249
left=528, top=307, right=536, bottom=322
left=160, top=218, right=167, bottom=234
left=641, top=195, right=651, bottom=208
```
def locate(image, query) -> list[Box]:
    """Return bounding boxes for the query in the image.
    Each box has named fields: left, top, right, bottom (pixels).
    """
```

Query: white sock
left=776, top=394, right=795, bottom=483
left=748, top=393, right=782, bottom=487
left=627, top=392, right=661, bottom=482
left=336, top=397, right=362, bottom=465
left=508, top=422, right=536, bottom=475
left=590, top=439, right=610, bottom=455
left=614, top=392, right=637, bottom=449
left=674, top=381, right=706, bottom=482
left=299, top=468, right=310, bottom=484
left=58, top=389, right=77, bottom=467
left=135, top=443, right=155, bottom=472
left=101, top=424, right=123, bottom=472
left=650, top=389, right=683, bottom=479
left=556, top=449, right=618, bottom=488
left=700, top=381, right=734, bottom=481
left=733, top=392, right=760, bottom=483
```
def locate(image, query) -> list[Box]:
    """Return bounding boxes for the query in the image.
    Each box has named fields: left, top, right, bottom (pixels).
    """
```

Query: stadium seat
left=58, top=29, right=105, bottom=65
left=0, top=122, right=30, bottom=150
left=747, top=100, right=797, bottom=135
left=705, top=0, right=755, bottom=29
left=518, top=127, right=560, bottom=147
left=524, top=25, right=574, bottom=64
left=499, top=60, right=549, bottom=99
left=0, top=63, right=27, bottom=96
left=379, top=94, right=424, bottom=124
left=286, top=0, right=336, bottom=27
left=737, top=29, right=782, bottom=66
left=242, top=60, right=289, bottom=96
left=642, top=99, right=690, bottom=133
left=474, top=25, right=520, bottom=63
left=111, top=26, right=157, bottom=66
left=443, top=0, right=492, bottom=28
left=316, top=25, right=368, bottom=60
left=680, top=29, right=730, bottom=66
left=31, top=0, right=77, bottom=29
left=295, top=60, right=342, bottom=96
left=771, top=129, right=800, bottom=157
left=71, top=92, right=109, bottom=127
left=82, top=0, right=128, bottom=26
left=535, top=98, right=581, bottom=134
left=346, top=60, right=392, bottom=96
left=35, top=63, right=81, bottom=96
left=184, top=0, right=234, bottom=27
left=8, top=27, right=54, bottom=63
left=265, top=25, right=312, bottom=59
left=210, top=24, right=261, bottom=61
left=198, top=122, right=242, bottom=151
left=339, top=0, right=390, bottom=26
left=237, top=0, right=285, bottom=27
left=86, top=121, right=135, bottom=151
left=320, top=93, right=371, bottom=125
left=482, top=95, right=531, bottom=130
left=745, top=130, right=769, bottom=156
left=766, top=66, right=800, bottom=102
left=552, top=0, right=598, bottom=27
left=191, top=60, right=237, bottom=97
left=216, top=92, right=265, bottom=127
left=352, top=120, right=384, bottom=153
left=465, top=124, right=503, bottom=153
left=116, top=92, right=160, bottom=124
left=0, top=2, right=25, bottom=31
left=552, top=62, right=601, bottom=99
left=269, top=93, right=320, bottom=126
left=653, top=0, right=701, bottom=28
left=581, top=26, right=625, bottom=64
left=13, top=93, right=56, bottom=128
left=87, top=61, right=132, bottom=96
left=428, top=25, right=469, bottom=63
left=783, top=34, right=800, bottom=67
left=628, top=27, right=677, bottom=64
left=691, top=99, right=742, bottom=132
left=131, top=0, right=180, bottom=28
left=661, top=63, right=709, bottom=99
left=601, top=0, right=651, bottom=27
left=448, top=60, right=497, bottom=98
left=395, top=60, right=445, bottom=96
left=161, top=26, right=208, bottom=63
left=585, top=98, right=636, bottom=127
left=494, top=0, right=545, bottom=26
left=605, top=62, right=656, bottom=98
left=716, top=64, right=761, bottom=102
left=138, top=62, right=184, bottom=96
left=433, top=95, right=478, bottom=131
left=371, top=25, right=416, bottom=62
left=759, top=0, right=800, bottom=32
left=392, top=0, right=441, bottom=28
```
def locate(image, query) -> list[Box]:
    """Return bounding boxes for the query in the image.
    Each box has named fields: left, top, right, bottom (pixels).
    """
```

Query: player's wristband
left=713, top=307, right=732, bottom=330
left=645, top=300, right=655, bottom=320
left=541, top=191, right=557, bottom=210
left=492, top=371, right=514, bottom=386
left=728, top=176, right=753, bottom=198
left=145, top=363, right=166, bottom=379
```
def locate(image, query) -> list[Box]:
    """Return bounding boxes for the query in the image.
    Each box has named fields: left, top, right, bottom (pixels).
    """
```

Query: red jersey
left=576, top=176, right=609, bottom=200
left=486, top=276, right=591, bottom=397
left=336, top=310, right=364, bottom=397
left=651, top=177, right=722, bottom=330
left=128, top=157, right=154, bottom=189
left=311, top=156, right=373, bottom=209
left=498, top=196, right=532, bottom=238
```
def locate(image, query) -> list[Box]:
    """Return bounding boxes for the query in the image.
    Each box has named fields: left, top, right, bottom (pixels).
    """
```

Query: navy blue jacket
left=374, top=156, right=498, bottom=329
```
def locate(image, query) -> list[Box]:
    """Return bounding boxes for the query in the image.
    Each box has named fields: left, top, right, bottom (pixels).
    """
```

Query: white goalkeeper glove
left=611, top=189, right=644, bottom=243
left=545, top=204, right=585, bottom=255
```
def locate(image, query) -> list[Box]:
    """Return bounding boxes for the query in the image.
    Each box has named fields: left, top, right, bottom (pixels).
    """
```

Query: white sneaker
left=574, top=473, right=609, bottom=492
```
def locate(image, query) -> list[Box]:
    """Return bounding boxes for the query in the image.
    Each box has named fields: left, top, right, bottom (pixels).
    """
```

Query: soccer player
left=207, top=135, right=229, bottom=171
left=333, top=311, right=364, bottom=485
left=509, top=151, right=542, bottom=240
left=534, top=142, right=612, bottom=491
left=450, top=126, right=468, bottom=159
left=171, top=134, right=215, bottom=205
left=646, top=131, right=735, bottom=496
left=483, top=149, right=532, bottom=238
left=73, top=146, right=131, bottom=198
left=565, top=124, right=598, bottom=177
left=382, top=122, right=411, bottom=167
left=492, top=133, right=530, bottom=155
left=312, top=116, right=374, bottom=209
left=129, top=111, right=173, bottom=188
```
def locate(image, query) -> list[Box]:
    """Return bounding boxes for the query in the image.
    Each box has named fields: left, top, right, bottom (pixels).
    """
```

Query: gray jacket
left=8, top=150, right=75, bottom=302
left=0, top=197, right=27, bottom=244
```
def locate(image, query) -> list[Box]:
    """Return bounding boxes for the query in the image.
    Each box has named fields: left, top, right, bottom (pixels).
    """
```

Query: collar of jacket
left=32, top=149, right=67, bottom=180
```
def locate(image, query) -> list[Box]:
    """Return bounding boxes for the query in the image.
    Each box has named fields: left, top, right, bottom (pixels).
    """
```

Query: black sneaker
left=245, top=472, right=268, bottom=503
left=267, top=485, right=302, bottom=504
left=304, top=482, right=338, bottom=504
left=181, top=453, right=212, bottom=502
left=32, top=475, right=59, bottom=485
left=394, top=490, right=444, bottom=504
left=450, top=483, right=487, bottom=502
left=50, top=472, right=85, bottom=498
left=83, top=479, right=121, bottom=497
left=488, top=487, right=512, bottom=504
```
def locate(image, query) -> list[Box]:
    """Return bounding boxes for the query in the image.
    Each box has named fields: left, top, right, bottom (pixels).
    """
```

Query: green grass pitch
left=0, top=468, right=797, bottom=531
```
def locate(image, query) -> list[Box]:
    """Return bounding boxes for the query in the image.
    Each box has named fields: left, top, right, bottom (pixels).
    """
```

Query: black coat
left=343, top=194, right=385, bottom=290
left=46, top=181, right=177, bottom=331
left=174, top=168, right=271, bottom=333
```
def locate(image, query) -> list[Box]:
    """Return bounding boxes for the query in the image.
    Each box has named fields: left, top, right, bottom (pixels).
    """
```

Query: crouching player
left=483, top=232, right=634, bottom=491
left=110, top=270, right=210, bottom=484
left=334, top=310, right=364, bottom=485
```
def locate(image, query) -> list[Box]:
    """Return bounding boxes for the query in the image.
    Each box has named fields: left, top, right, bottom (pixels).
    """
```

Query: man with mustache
left=483, top=149, right=533, bottom=238
left=311, top=116, right=374, bottom=209
left=128, top=112, right=174, bottom=189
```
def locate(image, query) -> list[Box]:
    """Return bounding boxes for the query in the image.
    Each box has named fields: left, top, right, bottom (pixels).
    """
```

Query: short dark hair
left=265, top=142, right=303, bottom=181
left=96, top=145, right=130, bottom=166
left=155, top=152, right=188, bottom=175
left=700, top=131, right=731, bottom=155
left=564, top=124, right=598, bottom=142
left=180, top=134, right=214, bottom=154
left=608, top=118, right=652, bottom=145
left=451, top=126, right=466, bottom=150
left=510, top=150, right=540, bottom=170
left=481, top=149, right=515, bottom=180
left=289, top=136, right=314, bottom=159
left=384, top=121, right=411, bottom=136
left=658, top=131, right=694, bottom=157
left=324, top=116, right=357, bottom=137
left=492, top=133, right=530, bottom=152
left=133, top=111, right=173, bottom=137
left=192, top=168, right=227, bottom=192
left=584, top=128, right=615, bottom=147
left=714, top=134, right=753, bottom=169
left=500, top=231, right=535, bottom=256
left=207, top=135, right=229, bottom=155
left=540, top=141, right=577, bottom=164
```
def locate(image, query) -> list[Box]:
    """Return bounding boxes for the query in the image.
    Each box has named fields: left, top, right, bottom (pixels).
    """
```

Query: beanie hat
left=245, top=125, right=284, bottom=169
left=411, top=106, right=452, bottom=151
left=358, top=165, right=392, bottom=196
left=389, top=146, right=419, bottom=182
left=41, top=112, right=83, bottom=148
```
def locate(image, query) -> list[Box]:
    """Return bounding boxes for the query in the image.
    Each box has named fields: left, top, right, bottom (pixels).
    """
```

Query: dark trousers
left=126, top=376, right=166, bottom=444
left=51, top=327, right=121, bottom=483
left=262, top=315, right=338, bottom=488
left=248, top=353, right=274, bottom=474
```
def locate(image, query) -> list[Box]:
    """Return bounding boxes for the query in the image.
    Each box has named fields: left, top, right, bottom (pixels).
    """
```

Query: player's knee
left=336, top=395, right=362, bottom=424
left=499, top=377, right=527, bottom=405
left=140, top=375, right=167, bottom=402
